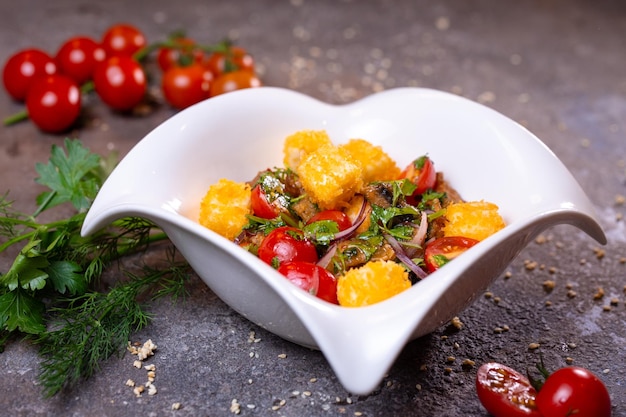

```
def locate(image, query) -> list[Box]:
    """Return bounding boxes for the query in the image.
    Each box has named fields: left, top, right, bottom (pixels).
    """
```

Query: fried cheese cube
left=297, top=144, right=363, bottom=210
left=340, top=138, right=401, bottom=183
left=337, top=260, right=411, bottom=307
left=199, top=178, right=251, bottom=240
left=283, top=129, right=333, bottom=170
left=443, top=200, right=506, bottom=241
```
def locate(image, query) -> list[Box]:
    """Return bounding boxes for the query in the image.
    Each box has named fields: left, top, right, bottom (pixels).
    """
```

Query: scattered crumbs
left=355, top=412, right=364, bottom=417
left=535, top=234, right=547, bottom=244
left=615, top=194, right=625, bottom=206
left=566, top=283, right=574, bottom=290
left=450, top=316, right=464, bottom=330
left=565, top=357, right=574, bottom=365
left=462, top=359, right=476, bottom=368
left=610, top=298, right=619, bottom=306
left=446, top=356, right=456, bottom=363
left=278, top=353, right=287, bottom=359
left=171, top=402, right=182, bottom=410
left=271, top=399, right=286, bottom=411
left=133, top=360, right=142, bottom=369
left=230, top=398, right=241, bottom=415
left=567, top=342, right=577, bottom=349
left=580, top=258, right=587, bottom=265
left=528, top=342, right=541, bottom=350
left=147, top=384, right=157, bottom=396
left=493, top=296, right=501, bottom=304
left=548, top=266, right=557, bottom=274
left=545, top=300, right=553, bottom=307
left=484, top=291, right=493, bottom=299
left=603, top=305, right=612, bottom=312
left=133, top=385, right=145, bottom=397
left=620, top=257, right=626, bottom=265
left=477, top=91, right=496, bottom=104
left=567, top=290, right=577, bottom=299
left=125, top=379, right=135, bottom=387
left=543, top=280, right=556, bottom=292
left=603, top=369, right=611, bottom=374
left=416, top=383, right=422, bottom=391
left=309, top=377, right=317, bottom=383
left=494, top=325, right=510, bottom=334
left=419, top=364, right=428, bottom=372
left=593, top=247, right=605, bottom=259
left=593, top=287, right=605, bottom=300
left=524, top=260, right=538, bottom=271
left=503, top=271, right=512, bottom=280
left=444, top=367, right=453, bottom=374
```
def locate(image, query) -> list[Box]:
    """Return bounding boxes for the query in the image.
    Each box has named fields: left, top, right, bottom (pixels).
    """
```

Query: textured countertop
left=1, top=0, right=625, bottom=416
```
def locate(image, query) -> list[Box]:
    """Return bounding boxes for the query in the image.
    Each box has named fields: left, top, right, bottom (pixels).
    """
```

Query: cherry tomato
left=2, top=48, right=57, bottom=101
left=93, top=55, right=146, bottom=111
left=101, top=23, right=146, bottom=57
left=157, top=37, right=204, bottom=72
left=161, top=64, right=213, bottom=109
left=205, top=46, right=254, bottom=77
left=476, top=362, right=541, bottom=417
left=276, top=261, right=321, bottom=295
left=424, top=236, right=479, bottom=272
left=25, top=74, right=81, bottom=133
left=401, top=155, right=437, bottom=201
left=258, top=226, right=318, bottom=266
left=55, top=36, right=106, bottom=85
left=307, top=210, right=352, bottom=232
left=535, top=366, right=611, bottom=417
left=251, top=185, right=280, bottom=219
left=209, top=70, right=261, bottom=97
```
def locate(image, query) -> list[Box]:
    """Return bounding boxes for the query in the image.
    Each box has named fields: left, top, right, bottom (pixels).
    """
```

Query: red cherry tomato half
left=205, top=46, right=254, bottom=77
left=535, top=366, right=611, bottom=417
left=55, top=36, right=106, bottom=85
left=424, top=236, right=479, bottom=273
left=157, top=37, right=205, bottom=72
left=161, top=64, right=213, bottom=109
left=25, top=74, right=81, bottom=133
left=307, top=210, right=352, bottom=232
left=93, top=55, right=146, bottom=111
left=2, top=48, right=57, bottom=101
left=276, top=261, right=321, bottom=295
left=101, top=23, right=147, bottom=57
left=258, top=226, right=318, bottom=266
left=401, top=155, right=437, bottom=197
left=476, top=362, right=541, bottom=417
left=209, top=70, right=261, bottom=97
left=251, top=185, right=280, bottom=219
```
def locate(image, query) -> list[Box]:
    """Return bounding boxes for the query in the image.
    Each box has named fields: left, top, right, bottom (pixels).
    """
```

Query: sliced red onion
left=332, top=197, right=368, bottom=241
left=405, top=211, right=428, bottom=258
left=317, top=243, right=337, bottom=269
left=383, top=233, right=428, bottom=280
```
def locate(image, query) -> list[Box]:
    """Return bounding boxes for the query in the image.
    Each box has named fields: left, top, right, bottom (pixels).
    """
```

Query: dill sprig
left=37, top=250, right=191, bottom=398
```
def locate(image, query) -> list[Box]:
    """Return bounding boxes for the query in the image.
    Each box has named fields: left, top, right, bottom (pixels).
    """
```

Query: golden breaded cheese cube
left=297, top=144, right=363, bottom=210
left=443, top=200, right=506, bottom=241
left=340, top=138, right=401, bottom=183
left=337, top=260, right=411, bottom=307
left=199, top=179, right=251, bottom=240
left=283, top=129, right=332, bottom=170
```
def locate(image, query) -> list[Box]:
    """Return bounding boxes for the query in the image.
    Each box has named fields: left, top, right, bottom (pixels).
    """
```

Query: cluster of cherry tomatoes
left=1, top=23, right=261, bottom=133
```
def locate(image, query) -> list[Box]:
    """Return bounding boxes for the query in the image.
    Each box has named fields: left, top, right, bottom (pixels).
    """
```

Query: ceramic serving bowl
left=81, top=87, right=606, bottom=395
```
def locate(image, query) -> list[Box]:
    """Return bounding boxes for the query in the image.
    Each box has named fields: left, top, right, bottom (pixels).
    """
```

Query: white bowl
left=81, top=87, right=606, bottom=395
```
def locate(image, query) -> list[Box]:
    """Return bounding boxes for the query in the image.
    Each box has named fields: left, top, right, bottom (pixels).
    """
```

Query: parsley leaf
left=34, top=139, right=102, bottom=213
left=0, top=289, right=46, bottom=334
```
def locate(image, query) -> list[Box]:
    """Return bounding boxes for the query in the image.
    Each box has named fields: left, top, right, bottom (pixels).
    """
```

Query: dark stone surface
left=0, top=0, right=625, bottom=416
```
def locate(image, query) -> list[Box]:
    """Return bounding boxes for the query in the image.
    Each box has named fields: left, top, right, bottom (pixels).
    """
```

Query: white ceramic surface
left=81, top=87, right=606, bottom=395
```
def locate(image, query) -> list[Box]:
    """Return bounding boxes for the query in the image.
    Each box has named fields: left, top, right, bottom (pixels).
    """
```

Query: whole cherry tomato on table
left=93, top=55, right=146, bottom=111
left=157, top=37, right=204, bottom=72
left=209, top=70, right=261, bottom=97
left=161, top=63, right=213, bottom=109
left=205, top=46, right=255, bottom=77
left=101, top=23, right=146, bottom=57
left=2, top=48, right=57, bottom=101
left=476, top=362, right=541, bottom=417
left=25, top=74, right=81, bottom=133
left=258, top=226, right=318, bottom=266
left=55, top=36, right=106, bottom=85
left=535, top=366, right=611, bottom=417
left=424, top=236, right=479, bottom=272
